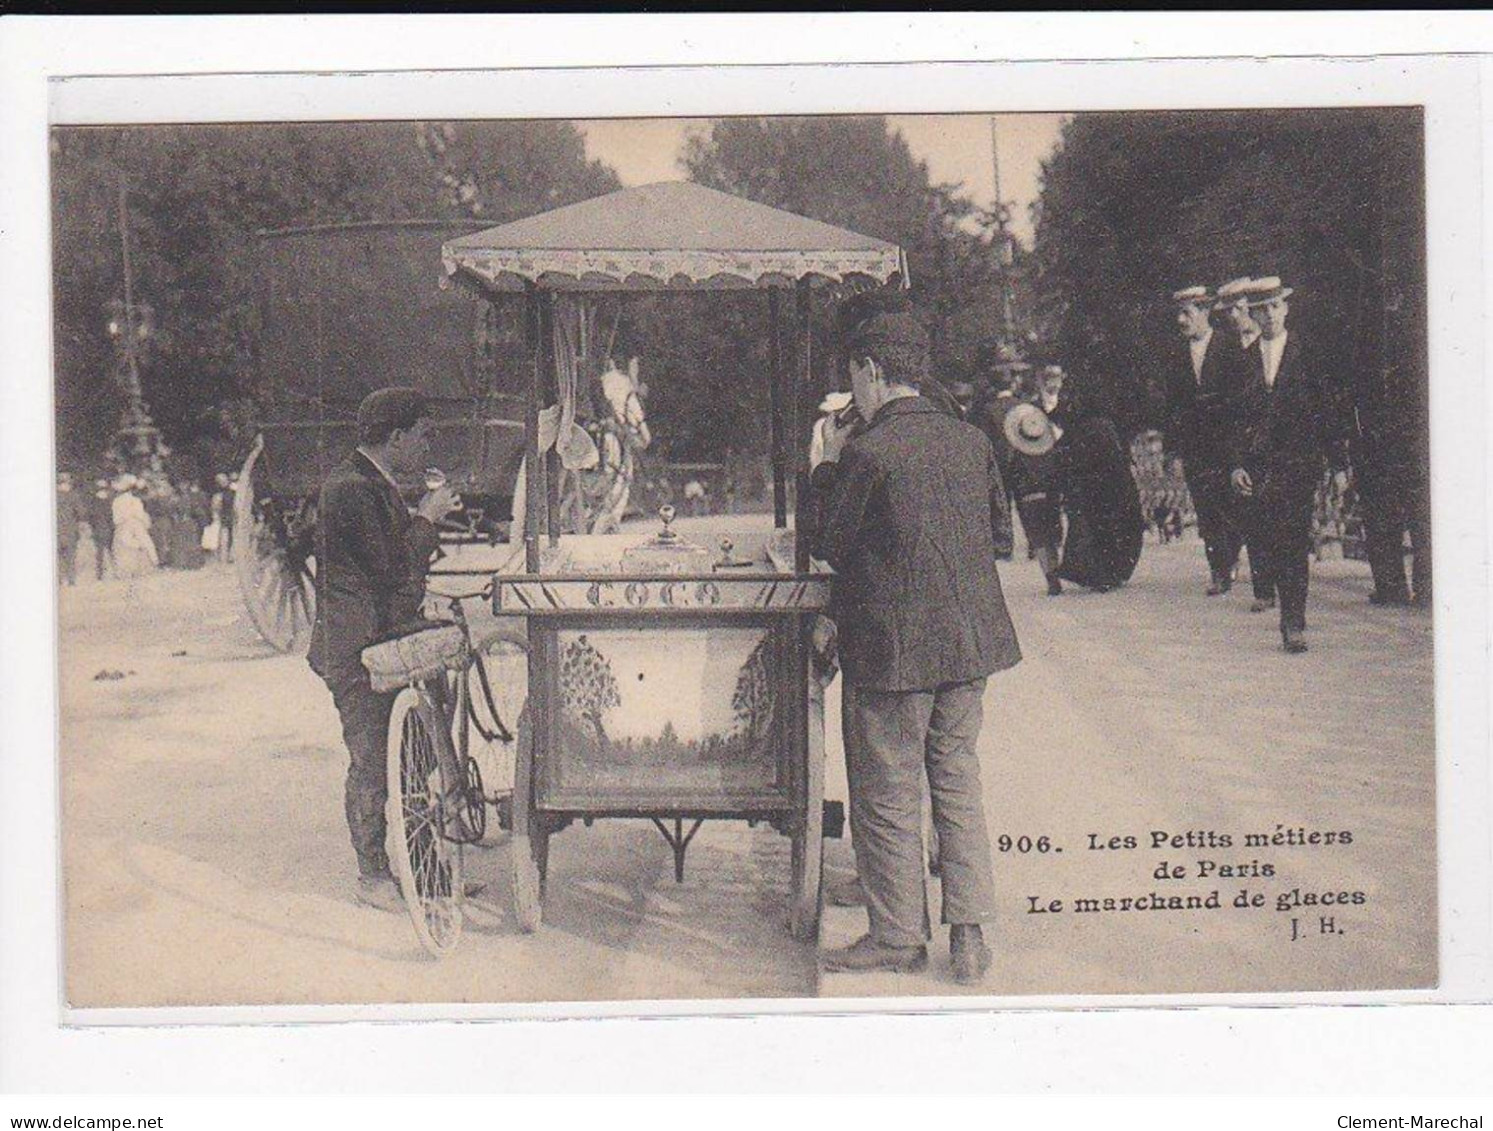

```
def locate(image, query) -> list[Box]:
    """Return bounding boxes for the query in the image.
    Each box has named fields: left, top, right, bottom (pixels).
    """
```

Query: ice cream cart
left=439, top=182, right=906, bottom=942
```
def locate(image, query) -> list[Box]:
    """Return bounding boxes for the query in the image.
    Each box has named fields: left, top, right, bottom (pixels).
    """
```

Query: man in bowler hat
left=309, top=387, right=461, bottom=910
left=810, top=307, right=1021, bottom=984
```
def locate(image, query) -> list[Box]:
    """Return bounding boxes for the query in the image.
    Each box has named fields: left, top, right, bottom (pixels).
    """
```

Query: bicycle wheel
left=386, top=686, right=464, bottom=957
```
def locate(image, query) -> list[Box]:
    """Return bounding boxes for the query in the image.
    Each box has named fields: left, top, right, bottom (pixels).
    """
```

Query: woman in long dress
left=1051, top=378, right=1145, bottom=592
left=111, top=478, right=159, bottom=577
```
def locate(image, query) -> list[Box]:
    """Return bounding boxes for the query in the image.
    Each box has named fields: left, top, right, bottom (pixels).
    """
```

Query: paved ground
left=57, top=529, right=1434, bottom=1008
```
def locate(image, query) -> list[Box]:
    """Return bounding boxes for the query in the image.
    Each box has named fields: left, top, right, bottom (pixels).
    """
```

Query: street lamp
left=107, top=181, right=164, bottom=474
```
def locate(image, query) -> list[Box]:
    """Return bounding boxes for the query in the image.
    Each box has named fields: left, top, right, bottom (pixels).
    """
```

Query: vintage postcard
left=34, top=52, right=1487, bottom=1022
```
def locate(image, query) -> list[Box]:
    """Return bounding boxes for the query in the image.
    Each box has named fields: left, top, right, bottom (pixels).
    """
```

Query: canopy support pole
left=794, top=279, right=812, bottom=574
left=768, top=288, right=787, bottom=530
left=524, top=287, right=545, bottom=573
left=542, top=293, right=562, bottom=548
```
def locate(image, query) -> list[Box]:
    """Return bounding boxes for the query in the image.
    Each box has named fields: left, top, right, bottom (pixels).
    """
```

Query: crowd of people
left=907, top=272, right=1425, bottom=656
left=55, top=468, right=237, bottom=585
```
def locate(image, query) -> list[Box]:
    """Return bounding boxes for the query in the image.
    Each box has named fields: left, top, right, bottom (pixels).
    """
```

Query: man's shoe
left=1046, top=576, right=1063, bottom=597
left=1281, top=628, right=1309, bottom=654
left=1369, top=589, right=1411, bottom=607
left=1250, top=596, right=1276, bottom=613
left=355, top=873, right=405, bottom=913
left=819, top=934, right=928, bottom=974
left=949, top=924, right=992, bottom=985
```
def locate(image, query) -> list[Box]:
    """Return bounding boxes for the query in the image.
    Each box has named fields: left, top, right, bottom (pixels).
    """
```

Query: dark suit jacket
left=1164, top=330, right=1243, bottom=467
left=1227, top=333, right=1348, bottom=481
left=308, top=451, right=440, bottom=681
left=809, top=395, right=1021, bottom=692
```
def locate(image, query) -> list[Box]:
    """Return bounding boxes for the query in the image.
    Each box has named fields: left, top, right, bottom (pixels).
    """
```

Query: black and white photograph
left=41, top=94, right=1449, bottom=1010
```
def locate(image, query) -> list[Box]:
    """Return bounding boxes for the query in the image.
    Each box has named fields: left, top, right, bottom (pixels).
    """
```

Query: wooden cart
left=440, top=182, right=906, bottom=942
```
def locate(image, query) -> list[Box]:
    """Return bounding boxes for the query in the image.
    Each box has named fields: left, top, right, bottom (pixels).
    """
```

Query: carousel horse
left=510, top=357, right=652, bottom=544
left=585, top=357, right=652, bottom=535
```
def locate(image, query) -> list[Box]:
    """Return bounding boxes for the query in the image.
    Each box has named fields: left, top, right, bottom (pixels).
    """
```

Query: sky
left=575, top=113, right=1067, bottom=247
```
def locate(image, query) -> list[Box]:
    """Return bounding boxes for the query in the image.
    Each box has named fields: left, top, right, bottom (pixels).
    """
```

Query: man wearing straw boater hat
left=1213, top=276, right=1277, bottom=612
left=309, top=387, right=461, bottom=910
left=1226, top=278, right=1350, bottom=653
left=811, top=303, right=1020, bottom=985
left=1164, top=284, right=1243, bottom=595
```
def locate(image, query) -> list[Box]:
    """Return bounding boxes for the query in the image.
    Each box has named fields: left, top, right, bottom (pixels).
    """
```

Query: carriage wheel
left=235, top=436, right=315, bottom=653
left=509, top=704, right=548, bottom=933
left=789, top=669, right=827, bottom=943
left=386, top=687, right=464, bottom=957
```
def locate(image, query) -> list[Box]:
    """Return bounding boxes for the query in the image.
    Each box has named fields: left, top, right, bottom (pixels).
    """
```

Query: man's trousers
left=323, top=662, right=397, bottom=878
left=1256, top=465, right=1321, bottom=634
left=843, top=678, right=998, bottom=948
left=1183, top=461, right=1241, bottom=581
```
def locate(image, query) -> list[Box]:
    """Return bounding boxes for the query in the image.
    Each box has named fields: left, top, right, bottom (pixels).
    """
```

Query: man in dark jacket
left=309, top=387, right=459, bottom=910
left=1228, top=280, right=1350, bottom=653
left=1164, top=284, right=1245, bottom=594
left=811, top=309, right=1021, bottom=984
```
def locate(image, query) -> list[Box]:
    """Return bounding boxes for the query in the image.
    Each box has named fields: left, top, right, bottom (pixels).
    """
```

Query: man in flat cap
left=1164, top=285, right=1244, bottom=596
left=810, top=307, right=1021, bottom=985
left=309, top=386, right=461, bottom=910
left=1226, top=279, right=1350, bottom=653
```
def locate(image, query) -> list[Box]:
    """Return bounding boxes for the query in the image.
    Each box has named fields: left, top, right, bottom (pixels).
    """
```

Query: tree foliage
left=1031, top=109, right=1425, bottom=445
left=616, top=116, right=1008, bottom=460
left=51, top=121, right=617, bottom=478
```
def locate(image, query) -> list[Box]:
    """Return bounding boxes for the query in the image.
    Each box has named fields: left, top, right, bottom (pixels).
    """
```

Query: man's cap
left=356, top=386, right=429, bottom=435
left=1244, top=276, right=1293, bottom=307
left=835, top=289, right=913, bottom=338
left=1171, top=285, right=1213, bottom=306
left=845, top=310, right=930, bottom=355
left=1213, top=277, right=1256, bottom=309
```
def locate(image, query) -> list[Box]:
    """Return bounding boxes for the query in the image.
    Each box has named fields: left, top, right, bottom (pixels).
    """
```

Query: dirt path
left=57, top=535, right=1433, bottom=1008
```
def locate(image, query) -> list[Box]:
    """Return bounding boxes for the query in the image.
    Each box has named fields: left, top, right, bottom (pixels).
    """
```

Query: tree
left=614, top=116, right=1007, bottom=461
left=1030, top=109, right=1424, bottom=442
left=51, top=121, right=618, bottom=477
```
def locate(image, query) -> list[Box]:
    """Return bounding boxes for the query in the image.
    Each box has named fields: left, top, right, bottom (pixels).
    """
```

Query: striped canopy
left=442, top=181, right=907, bottom=293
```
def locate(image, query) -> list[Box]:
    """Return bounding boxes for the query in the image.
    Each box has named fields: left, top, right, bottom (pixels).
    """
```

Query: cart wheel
left=461, top=756, right=487, bottom=843
left=509, top=704, right=547, bottom=933
left=789, top=669, right=827, bottom=943
left=235, top=436, right=315, bottom=653
left=386, top=687, right=464, bottom=957
left=463, top=628, right=529, bottom=830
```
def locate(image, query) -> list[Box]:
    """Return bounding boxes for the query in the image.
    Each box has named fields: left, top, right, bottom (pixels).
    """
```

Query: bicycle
left=364, top=588, right=529, bottom=957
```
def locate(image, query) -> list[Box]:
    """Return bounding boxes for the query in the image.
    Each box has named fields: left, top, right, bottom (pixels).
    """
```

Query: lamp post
left=108, top=179, right=164, bottom=474
left=990, top=117, right=1019, bottom=349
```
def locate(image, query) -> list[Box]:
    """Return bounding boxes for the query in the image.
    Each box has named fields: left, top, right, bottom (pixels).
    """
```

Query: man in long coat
left=1163, top=284, right=1244, bottom=594
left=309, top=387, right=459, bottom=909
left=1227, top=279, right=1350, bottom=653
left=810, top=309, right=1021, bottom=984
